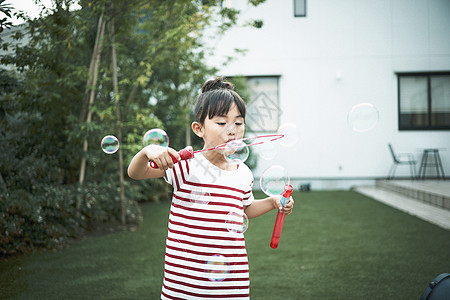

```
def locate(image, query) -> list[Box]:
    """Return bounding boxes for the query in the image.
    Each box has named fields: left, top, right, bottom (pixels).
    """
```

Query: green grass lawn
left=1, top=191, right=449, bottom=299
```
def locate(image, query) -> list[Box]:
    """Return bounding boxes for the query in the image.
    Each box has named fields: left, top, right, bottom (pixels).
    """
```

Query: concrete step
left=376, top=179, right=450, bottom=210
left=353, top=186, right=450, bottom=231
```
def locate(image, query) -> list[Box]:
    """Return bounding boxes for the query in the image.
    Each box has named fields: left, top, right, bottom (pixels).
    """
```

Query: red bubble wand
left=270, top=184, right=293, bottom=249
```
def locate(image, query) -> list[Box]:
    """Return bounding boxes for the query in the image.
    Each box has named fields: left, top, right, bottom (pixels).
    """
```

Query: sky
left=8, top=0, right=61, bottom=25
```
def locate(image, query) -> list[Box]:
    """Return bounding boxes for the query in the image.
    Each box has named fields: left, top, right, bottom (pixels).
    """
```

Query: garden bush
left=0, top=179, right=146, bottom=256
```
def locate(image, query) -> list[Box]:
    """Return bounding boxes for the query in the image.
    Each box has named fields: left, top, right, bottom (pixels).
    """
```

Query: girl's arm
left=244, top=196, right=294, bottom=219
left=127, top=145, right=181, bottom=180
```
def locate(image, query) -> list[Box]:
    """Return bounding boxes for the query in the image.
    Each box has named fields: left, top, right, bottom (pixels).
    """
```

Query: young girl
left=128, top=77, right=294, bottom=299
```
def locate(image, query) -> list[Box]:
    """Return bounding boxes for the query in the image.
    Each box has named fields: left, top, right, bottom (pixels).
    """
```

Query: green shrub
left=0, top=180, right=145, bottom=256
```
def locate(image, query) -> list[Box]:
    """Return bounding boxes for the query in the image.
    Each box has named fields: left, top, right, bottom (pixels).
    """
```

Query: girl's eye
left=235, top=123, right=243, bottom=126
left=217, top=122, right=226, bottom=126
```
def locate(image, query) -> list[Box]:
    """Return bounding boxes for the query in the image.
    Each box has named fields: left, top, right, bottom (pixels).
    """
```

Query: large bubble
left=188, top=186, right=210, bottom=206
left=204, top=254, right=230, bottom=282
left=225, top=211, right=249, bottom=234
left=277, top=123, right=299, bottom=147
left=143, top=128, right=169, bottom=147
left=260, top=165, right=290, bottom=196
left=223, top=140, right=249, bottom=163
left=347, top=103, right=379, bottom=132
left=257, top=140, right=278, bottom=160
left=101, top=135, right=119, bottom=154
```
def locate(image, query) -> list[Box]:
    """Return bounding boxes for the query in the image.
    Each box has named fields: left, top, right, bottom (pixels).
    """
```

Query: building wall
left=207, top=0, right=450, bottom=183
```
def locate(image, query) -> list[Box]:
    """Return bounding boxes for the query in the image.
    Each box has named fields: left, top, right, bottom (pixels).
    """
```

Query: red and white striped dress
left=161, top=153, right=254, bottom=299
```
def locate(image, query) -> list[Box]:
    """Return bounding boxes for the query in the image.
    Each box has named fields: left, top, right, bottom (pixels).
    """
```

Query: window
left=245, top=76, right=280, bottom=132
left=294, top=0, right=306, bottom=17
left=397, top=72, right=450, bottom=130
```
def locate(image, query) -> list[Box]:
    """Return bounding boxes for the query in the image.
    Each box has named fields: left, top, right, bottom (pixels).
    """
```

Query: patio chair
left=387, top=143, right=417, bottom=179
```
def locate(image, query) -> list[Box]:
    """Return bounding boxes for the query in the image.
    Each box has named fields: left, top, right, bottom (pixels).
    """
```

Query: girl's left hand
left=273, top=196, right=294, bottom=215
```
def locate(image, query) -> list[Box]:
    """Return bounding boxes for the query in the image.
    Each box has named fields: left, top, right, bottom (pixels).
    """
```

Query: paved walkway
left=354, top=184, right=450, bottom=231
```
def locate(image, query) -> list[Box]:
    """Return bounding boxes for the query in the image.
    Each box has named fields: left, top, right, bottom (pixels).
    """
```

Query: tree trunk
left=80, top=12, right=104, bottom=123
left=110, top=17, right=127, bottom=226
left=0, top=172, right=7, bottom=192
left=77, top=13, right=105, bottom=211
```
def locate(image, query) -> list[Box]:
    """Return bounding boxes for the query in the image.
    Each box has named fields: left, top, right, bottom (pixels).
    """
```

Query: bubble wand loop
left=149, top=134, right=284, bottom=168
left=270, top=184, right=293, bottom=249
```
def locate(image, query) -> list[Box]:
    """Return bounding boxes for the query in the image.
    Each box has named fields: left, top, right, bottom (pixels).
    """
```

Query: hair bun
left=201, top=77, right=234, bottom=93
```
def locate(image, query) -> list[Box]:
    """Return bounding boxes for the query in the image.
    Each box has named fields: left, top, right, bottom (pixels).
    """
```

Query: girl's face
left=195, top=103, right=245, bottom=150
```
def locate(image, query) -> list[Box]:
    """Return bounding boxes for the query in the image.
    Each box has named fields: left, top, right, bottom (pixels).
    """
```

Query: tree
left=0, top=0, right=266, bottom=254
left=0, top=0, right=13, bottom=34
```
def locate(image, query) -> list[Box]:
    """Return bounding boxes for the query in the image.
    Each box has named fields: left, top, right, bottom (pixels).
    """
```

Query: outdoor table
left=417, top=148, right=446, bottom=179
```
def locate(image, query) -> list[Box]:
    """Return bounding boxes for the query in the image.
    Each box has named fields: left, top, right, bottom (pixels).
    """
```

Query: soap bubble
left=188, top=187, right=210, bottom=205
left=205, top=254, right=229, bottom=282
left=101, top=135, right=119, bottom=154
left=223, top=140, right=249, bottom=163
left=257, top=140, right=278, bottom=160
left=170, top=231, right=189, bottom=253
left=277, top=123, right=299, bottom=147
left=260, top=165, right=290, bottom=196
left=347, top=103, right=379, bottom=132
left=143, top=128, right=169, bottom=147
left=225, top=211, right=249, bottom=234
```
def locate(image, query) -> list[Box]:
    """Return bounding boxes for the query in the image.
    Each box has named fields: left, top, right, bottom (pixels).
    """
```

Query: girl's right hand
left=143, top=145, right=181, bottom=171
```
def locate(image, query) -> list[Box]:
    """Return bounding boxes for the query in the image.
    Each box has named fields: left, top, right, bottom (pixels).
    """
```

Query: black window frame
left=294, top=0, right=307, bottom=17
left=397, top=71, right=450, bottom=131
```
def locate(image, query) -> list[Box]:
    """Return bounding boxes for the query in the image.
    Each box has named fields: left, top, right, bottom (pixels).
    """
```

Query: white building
left=208, top=0, right=450, bottom=189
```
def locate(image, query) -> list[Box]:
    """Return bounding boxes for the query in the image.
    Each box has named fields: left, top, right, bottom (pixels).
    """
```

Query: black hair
left=194, top=77, right=246, bottom=125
